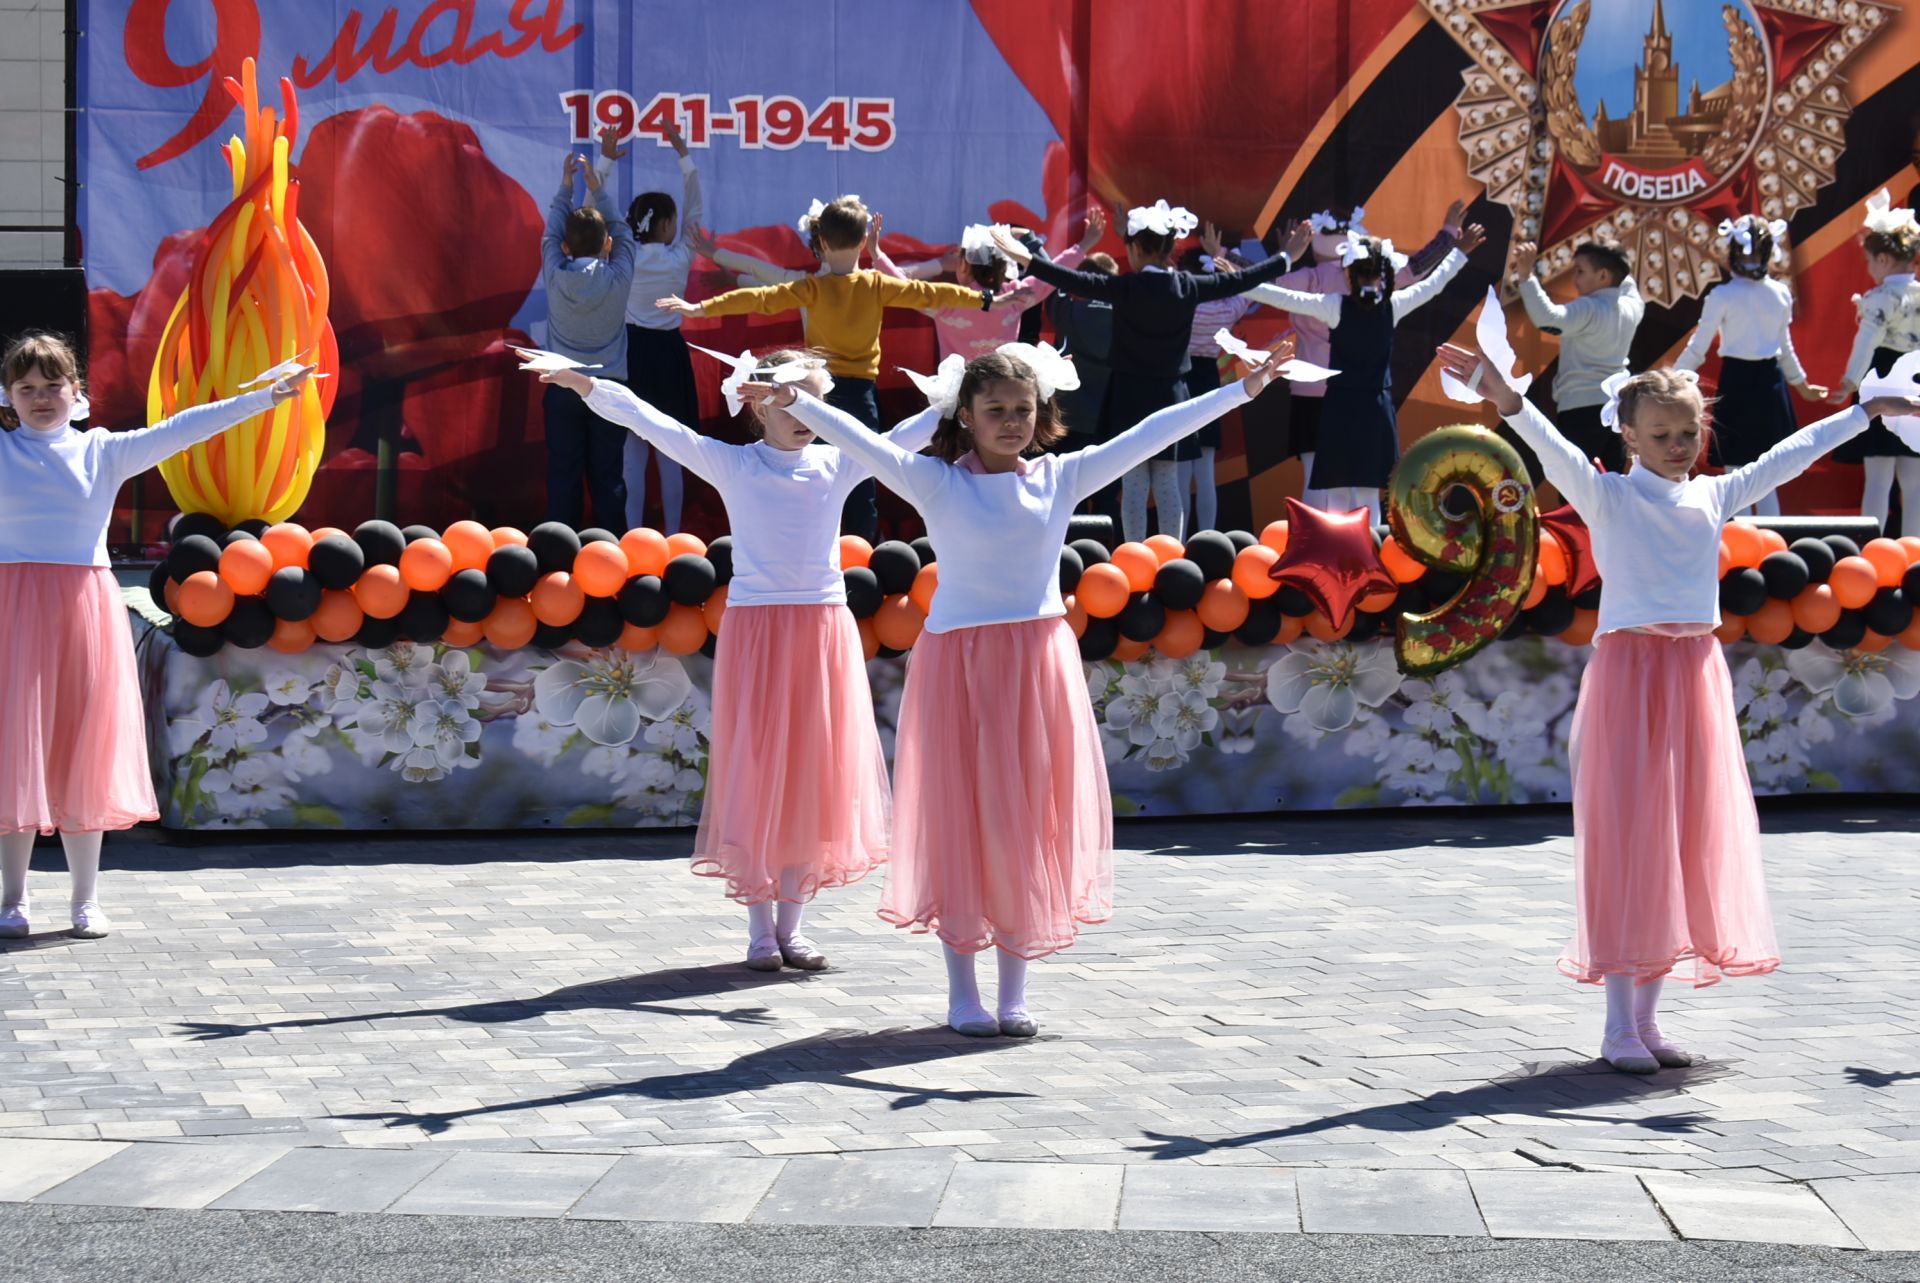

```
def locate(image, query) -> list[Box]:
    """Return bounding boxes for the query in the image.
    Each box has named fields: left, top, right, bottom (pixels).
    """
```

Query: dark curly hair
left=1726, top=221, right=1777, bottom=280
left=1864, top=223, right=1920, bottom=264
left=929, top=352, right=1069, bottom=462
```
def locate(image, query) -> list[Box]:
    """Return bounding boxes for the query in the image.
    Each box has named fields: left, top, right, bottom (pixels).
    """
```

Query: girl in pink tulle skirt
left=539, top=350, right=939, bottom=972
left=1440, top=343, right=1920, bottom=1074
left=750, top=337, right=1289, bottom=1037
left=1, top=333, right=308, bottom=941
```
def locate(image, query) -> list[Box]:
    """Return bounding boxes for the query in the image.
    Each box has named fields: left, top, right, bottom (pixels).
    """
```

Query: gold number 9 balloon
left=149, top=58, right=337, bottom=526
left=1386, top=426, right=1537, bottom=676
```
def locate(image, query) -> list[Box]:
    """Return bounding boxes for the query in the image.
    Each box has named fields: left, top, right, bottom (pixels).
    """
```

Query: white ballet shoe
left=777, top=934, right=829, bottom=971
left=948, top=1004, right=999, bottom=1038
left=1601, top=1031, right=1660, bottom=1075
left=997, top=1010, right=1039, bottom=1039
left=744, top=935, right=783, bottom=972
left=0, top=903, right=27, bottom=939
left=68, top=902, right=110, bottom=940
left=1637, top=1024, right=1696, bottom=1068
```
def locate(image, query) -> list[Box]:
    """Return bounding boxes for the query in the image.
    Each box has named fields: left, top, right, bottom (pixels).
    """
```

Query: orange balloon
left=353, top=564, right=410, bottom=619
left=703, top=584, right=729, bottom=633
left=1858, top=629, right=1894, bottom=654
left=574, top=541, right=632, bottom=597
left=1358, top=586, right=1398, bottom=613
left=218, top=539, right=274, bottom=596
left=838, top=535, right=873, bottom=569
left=659, top=602, right=709, bottom=654
left=1231, top=544, right=1281, bottom=599
left=267, top=617, right=316, bottom=653
left=1746, top=597, right=1795, bottom=644
left=909, top=561, right=939, bottom=614
left=399, top=538, right=454, bottom=592
left=491, top=526, right=529, bottom=548
left=1863, top=537, right=1909, bottom=587
left=531, top=572, right=585, bottom=626
left=1113, top=635, right=1152, bottom=662
left=1537, top=530, right=1569, bottom=586
left=1154, top=609, right=1205, bottom=658
left=1721, top=521, right=1766, bottom=570
left=310, top=590, right=364, bottom=643
left=621, top=528, right=671, bottom=577
left=1259, top=520, right=1289, bottom=554
left=484, top=597, right=537, bottom=649
left=1900, top=612, right=1920, bottom=650
left=443, top=520, right=495, bottom=573
left=874, top=595, right=926, bottom=650
left=1144, top=534, right=1184, bottom=565
left=1304, top=609, right=1351, bottom=641
left=308, top=526, right=348, bottom=545
left=442, top=618, right=486, bottom=649
left=1757, top=527, right=1788, bottom=557
left=1561, top=608, right=1598, bottom=646
left=665, top=532, right=708, bottom=560
left=1196, top=579, right=1251, bottom=633
left=856, top=616, right=880, bottom=660
left=177, top=570, right=234, bottom=627
left=1274, top=612, right=1305, bottom=645
left=1110, top=542, right=1159, bottom=592
left=1063, top=594, right=1088, bottom=638
left=1378, top=535, right=1425, bottom=584
left=1829, top=556, right=1879, bottom=609
left=1790, top=583, right=1841, bottom=634
left=1077, top=562, right=1132, bottom=618
left=259, top=523, right=313, bottom=571
left=1522, top=572, right=1549, bottom=610
left=1713, top=613, right=1747, bottom=645
left=1899, top=535, right=1920, bottom=565
left=618, top=622, right=660, bottom=652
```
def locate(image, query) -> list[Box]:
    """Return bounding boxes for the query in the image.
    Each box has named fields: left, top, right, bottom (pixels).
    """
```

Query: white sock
left=943, top=944, right=991, bottom=1025
left=1603, top=973, right=1651, bottom=1057
left=60, top=830, right=101, bottom=907
left=746, top=901, right=776, bottom=952
left=1863, top=456, right=1895, bottom=530
left=996, top=950, right=1030, bottom=1021
left=2, top=831, right=31, bottom=908
left=775, top=870, right=806, bottom=942
left=1120, top=467, right=1150, bottom=544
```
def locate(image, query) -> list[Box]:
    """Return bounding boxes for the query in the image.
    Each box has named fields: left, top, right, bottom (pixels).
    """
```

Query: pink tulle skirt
left=0, top=563, right=157, bottom=834
left=882, top=617, right=1113, bottom=959
left=691, top=603, right=890, bottom=904
left=1561, top=631, right=1778, bottom=987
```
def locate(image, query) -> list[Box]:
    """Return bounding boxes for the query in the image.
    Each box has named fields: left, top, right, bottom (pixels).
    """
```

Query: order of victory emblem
left=1422, top=0, right=1896, bottom=304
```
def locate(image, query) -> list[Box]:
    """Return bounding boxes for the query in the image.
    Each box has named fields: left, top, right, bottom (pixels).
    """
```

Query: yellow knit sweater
left=697, top=270, right=985, bottom=379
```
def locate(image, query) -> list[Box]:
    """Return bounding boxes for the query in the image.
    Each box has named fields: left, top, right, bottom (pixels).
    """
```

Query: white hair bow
left=902, top=353, right=968, bottom=418
left=1126, top=199, right=1199, bottom=239
left=1338, top=237, right=1407, bottom=271
left=1864, top=188, right=1920, bottom=237
left=902, top=342, right=1081, bottom=418
left=1309, top=206, right=1368, bottom=236
left=1440, top=287, right=1535, bottom=405
left=796, top=195, right=860, bottom=240
left=1600, top=368, right=1698, bottom=432
left=636, top=208, right=655, bottom=235
left=960, top=223, right=1016, bottom=269
left=688, top=343, right=830, bottom=416
left=1718, top=215, right=1788, bottom=258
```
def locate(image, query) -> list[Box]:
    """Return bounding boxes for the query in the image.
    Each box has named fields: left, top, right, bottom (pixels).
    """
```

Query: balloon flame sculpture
left=150, top=59, right=336, bottom=524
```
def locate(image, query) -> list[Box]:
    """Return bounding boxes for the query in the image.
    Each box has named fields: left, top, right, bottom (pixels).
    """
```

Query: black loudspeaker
left=0, top=269, right=87, bottom=363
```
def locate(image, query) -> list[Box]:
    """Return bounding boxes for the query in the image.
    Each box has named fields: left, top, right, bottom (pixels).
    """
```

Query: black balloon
left=1718, top=566, right=1769, bottom=617
left=1526, top=588, right=1575, bottom=636
left=664, top=553, right=718, bottom=605
left=1781, top=627, right=1815, bottom=650
left=1183, top=530, right=1237, bottom=581
left=575, top=597, right=624, bottom=647
left=577, top=527, right=618, bottom=546
left=147, top=560, right=172, bottom=609
left=528, top=521, right=583, bottom=575
left=1790, top=537, right=1835, bottom=584
left=1153, top=559, right=1206, bottom=611
left=308, top=534, right=366, bottom=590
left=486, top=544, right=540, bottom=598
left=877, top=644, right=907, bottom=660
left=1865, top=587, right=1912, bottom=638
left=1077, top=616, right=1119, bottom=661
left=700, top=634, right=720, bottom=659
left=532, top=621, right=574, bottom=650
left=1069, top=537, right=1110, bottom=568
left=221, top=597, right=275, bottom=649
left=1822, top=610, right=1868, bottom=650
left=1348, top=610, right=1387, bottom=643
left=234, top=518, right=271, bottom=538
left=1904, top=562, right=1920, bottom=603
left=1572, top=584, right=1604, bottom=611
left=401, top=524, right=440, bottom=545
left=172, top=619, right=224, bottom=657
left=1758, top=552, right=1809, bottom=600
left=869, top=541, right=921, bottom=594
left=618, top=574, right=671, bottom=626
left=442, top=568, right=497, bottom=623
left=843, top=566, right=883, bottom=619
left=910, top=536, right=937, bottom=566
left=354, top=520, right=406, bottom=567
left=171, top=512, right=225, bottom=545
left=1276, top=585, right=1315, bottom=618
left=168, top=533, right=222, bottom=583
left=1117, top=592, right=1166, bottom=642
left=1395, top=583, right=1426, bottom=615
left=706, top=535, right=735, bottom=586
left=396, top=591, right=449, bottom=642
left=1058, top=545, right=1084, bottom=595
left=1424, top=570, right=1467, bottom=602
left=220, top=528, right=259, bottom=547
left=354, top=614, right=401, bottom=649
left=1224, top=529, right=1257, bottom=553
left=1823, top=534, right=1861, bottom=561
left=1234, top=597, right=1283, bottom=646
left=1201, top=627, right=1233, bottom=651
left=266, top=567, right=322, bottom=621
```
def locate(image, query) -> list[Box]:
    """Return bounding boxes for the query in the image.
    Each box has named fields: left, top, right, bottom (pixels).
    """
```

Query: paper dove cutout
left=1861, top=349, right=1920, bottom=449
left=238, top=355, right=327, bottom=391
left=510, top=346, right=603, bottom=374
left=1211, top=329, right=1340, bottom=383
left=687, top=343, right=825, bottom=416
left=1441, top=287, right=1536, bottom=405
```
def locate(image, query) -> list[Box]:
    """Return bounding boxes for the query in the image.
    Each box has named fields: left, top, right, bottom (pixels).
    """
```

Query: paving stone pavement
left=1, top=807, right=1917, bottom=1248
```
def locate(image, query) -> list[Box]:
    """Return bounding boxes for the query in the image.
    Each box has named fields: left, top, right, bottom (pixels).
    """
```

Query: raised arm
left=685, top=277, right=817, bottom=318
left=580, top=378, right=738, bottom=484
left=874, top=275, right=990, bottom=313
left=541, top=153, right=576, bottom=279
left=669, top=125, right=700, bottom=248
left=1673, top=287, right=1725, bottom=373
left=881, top=404, right=942, bottom=454
left=1715, top=406, right=1870, bottom=518
left=1002, top=230, right=1126, bottom=302
left=1389, top=247, right=1468, bottom=322
left=101, top=387, right=281, bottom=482
left=1066, top=380, right=1253, bottom=500
left=1241, top=281, right=1342, bottom=326
left=778, top=391, right=944, bottom=502
left=585, top=166, right=636, bottom=282
left=1187, top=248, right=1295, bottom=303
left=1517, top=276, right=1589, bottom=338
left=1436, top=341, right=1610, bottom=515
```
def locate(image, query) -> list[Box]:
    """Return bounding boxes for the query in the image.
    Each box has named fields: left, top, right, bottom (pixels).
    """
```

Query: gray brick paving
left=0, top=808, right=1916, bottom=1244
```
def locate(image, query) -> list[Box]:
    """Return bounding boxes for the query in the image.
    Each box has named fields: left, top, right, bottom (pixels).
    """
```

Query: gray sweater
left=541, top=181, right=637, bottom=379
left=1519, top=276, right=1645, bottom=411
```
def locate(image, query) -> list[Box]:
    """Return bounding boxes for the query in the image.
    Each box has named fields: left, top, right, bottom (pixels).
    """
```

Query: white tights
left=744, top=869, right=809, bottom=947
left=1861, top=456, right=1920, bottom=535
left=1603, top=973, right=1672, bottom=1048
left=1121, top=461, right=1187, bottom=543
left=2, top=830, right=103, bottom=909
left=1179, top=448, right=1218, bottom=533
left=942, top=943, right=1030, bottom=1023
left=623, top=436, right=685, bottom=535
left=1311, top=485, right=1382, bottom=526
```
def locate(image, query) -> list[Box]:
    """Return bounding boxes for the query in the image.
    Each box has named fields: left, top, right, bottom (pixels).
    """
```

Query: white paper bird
left=1441, top=287, right=1535, bottom=405
left=687, top=343, right=824, bottom=416
left=510, top=346, right=602, bottom=374
left=1211, top=329, right=1341, bottom=383
left=1861, top=349, right=1920, bottom=449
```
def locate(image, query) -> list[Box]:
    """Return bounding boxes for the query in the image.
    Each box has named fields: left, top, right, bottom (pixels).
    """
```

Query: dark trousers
left=545, top=382, right=628, bottom=531
left=827, top=376, right=883, bottom=541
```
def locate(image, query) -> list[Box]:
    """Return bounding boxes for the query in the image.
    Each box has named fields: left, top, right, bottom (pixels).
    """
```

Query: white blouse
left=1675, top=275, right=1808, bottom=384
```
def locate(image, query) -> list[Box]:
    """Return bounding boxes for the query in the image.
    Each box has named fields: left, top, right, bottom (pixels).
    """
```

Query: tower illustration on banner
left=1422, top=0, right=1896, bottom=305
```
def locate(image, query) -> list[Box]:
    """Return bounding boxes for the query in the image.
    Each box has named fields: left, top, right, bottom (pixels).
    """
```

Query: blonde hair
left=1616, top=368, right=1714, bottom=459
left=2, top=331, right=83, bottom=429
left=743, top=347, right=828, bottom=438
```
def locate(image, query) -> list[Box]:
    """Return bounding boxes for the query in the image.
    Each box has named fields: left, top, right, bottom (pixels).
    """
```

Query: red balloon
left=1267, top=497, right=1396, bottom=628
left=1537, top=505, right=1601, bottom=598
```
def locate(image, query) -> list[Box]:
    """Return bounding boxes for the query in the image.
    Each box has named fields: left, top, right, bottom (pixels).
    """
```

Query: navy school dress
left=1309, top=294, right=1398, bottom=491
left=1708, top=355, right=1798, bottom=468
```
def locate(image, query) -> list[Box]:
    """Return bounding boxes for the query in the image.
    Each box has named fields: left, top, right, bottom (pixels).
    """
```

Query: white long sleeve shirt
left=582, top=380, right=936, bottom=606
left=1500, top=400, right=1868, bottom=636
left=786, top=380, right=1253, bottom=633
left=597, top=153, right=703, bottom=331
left=0, top=389, right=277, bottom=567
left=1518, top=275, right=1646, bottom=411
left=1843, top=273, right=1920, bottom=388
left=1245, top=248, right=1468, bottom=330
left=1674, top=275, right=1808, bottom=384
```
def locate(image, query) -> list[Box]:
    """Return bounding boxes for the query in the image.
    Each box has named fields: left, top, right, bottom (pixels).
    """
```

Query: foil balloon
left=150, top=58, right=338, bottom=525
left=1266, top=497, right=1396, bottom=627
left=1387, top=426, right=1537, bottom=676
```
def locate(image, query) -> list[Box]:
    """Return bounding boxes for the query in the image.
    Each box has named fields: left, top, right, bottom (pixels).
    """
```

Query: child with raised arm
left=1437, top=338, right=1920, bottom=1076
left=541, top=148, right=636, bottom=530
left=739, top=340, right=1294, bottom=1037
left=880, top=212, right=1106, bottom=362
left=1, top=333, right=313, bottom=940
left=534, top=349, right=938, bottom=971
left=1508, top=238, right=1644, bottom=480
left=1828, top=191, right=1920, bottom=532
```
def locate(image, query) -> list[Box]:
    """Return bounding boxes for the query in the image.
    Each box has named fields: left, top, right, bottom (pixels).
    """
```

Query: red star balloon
left=1268, top=497, right=1397, bottom=627
left=1538, top=505, right=1601, bottom=598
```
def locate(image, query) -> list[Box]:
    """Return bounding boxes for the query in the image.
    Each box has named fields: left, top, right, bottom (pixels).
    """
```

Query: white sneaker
left=69, top=902, right=110, bottom=939
left=0, top=903, right=27, bottom=939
